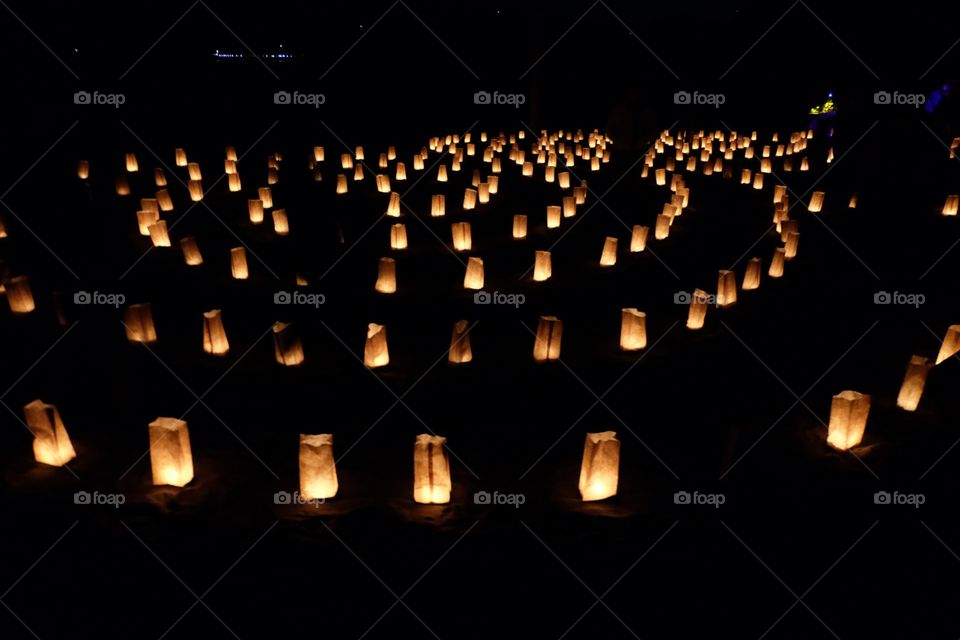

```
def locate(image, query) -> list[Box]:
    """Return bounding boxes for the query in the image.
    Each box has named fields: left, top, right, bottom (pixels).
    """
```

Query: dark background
left=3, top=1, right=960, bottom=638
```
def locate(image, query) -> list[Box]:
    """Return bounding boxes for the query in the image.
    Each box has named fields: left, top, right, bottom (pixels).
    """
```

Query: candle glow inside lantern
left=546, top=205, right=561, bottom=229
left=6, top=275, right=35, bottom=314
left=180, top=237, right=203, bottom=265
left=247, top=199, right=265, bottom=224
left=827, top=390, right=871, bottom=450
left=935, top=325, right=960, bottom=364
left=364, top=323, right=389, bottom=368
left=390, top=223, right=408, bottom=250
left=148, top=221, right=171, bottom=247
left=768, top=247, right=786, bottom=278
left=599, top=237, right=618, bottom=267
left=188, top=180, right=203, bottom=202
left=716, top=270, right=737, bottom=308
left=258, top=187, right=273, bottom=208
left=431, top=194, right=446, bottom=217
left=124, top=303, right=157, bottom=344
left=463, top=257, right=484, bottom=290
left=578, top=431, right=620, bottom=501
left=125, top=153, right=139, bottom=172
left=448, top=319, right=473, bottom=364
left=23, top=399, right=76, bottom=467
left=299, top=434, right=338, bottom=500
left=630, top=225, right=649, bottom=252
left=533, top=250, right=552, bottom=282
left=375, top=257, right=397, bottom=294
left=513, top=214, right=528, bottom=239
left=784, top=231, right=800, bottom=259
left=451, top=222, right=472, bottom=251
left=202, top=309, right=230, bottom=355
left=148, top=417, right=194, bottom=487
left=413, top=434, right=451, bottom=504
left=228, top=173, right=242, bottom=192
left=742, top=257, right=761, bottom=290
left=273, top=321, right=305, bottom=366
left=686, top=289, right=709, bottom=330
left=620, top=308, right=647, bottom=351
left=896, top=355, right=932, bottom=412
left=273, top=209, right=290, bottom=235
left=808, top=191, right=825, bottom=213
left=336, top=175, right=348, bottom=193
left=533, top=315, right=563, bottom=361
left=230, top=247, right=249, bottom=279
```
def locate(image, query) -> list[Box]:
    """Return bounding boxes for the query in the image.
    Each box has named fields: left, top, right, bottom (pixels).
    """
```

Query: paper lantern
left=273, top=321, right=304, bottom=366
left=272, top=209, right=290, bottom=236
left=224, top=159, right=237, bottom=175
left=148, top=417, right=194, bottom=487
left=341, top=153, right=353, bottom=169
left=533, top=315, right=563, bottom=361
left=451, top=222, right=472, bottom=251
left=513, top=214, right=527, bottom=239
left=478, top=183, right=490, bottom=204
left=175, top=148, right=187, bottom=166
left=148, top=221, right=171, bottom=247
left=808, top=191, right=825, bottom=213
left=156, top=189, right=174, bottom=211
left=620, top=309, right=647, bottom=351
left=226, top=146, right=238, bottom=161
left=533, top=250, right=552, bottom=282
left=655, top=169, right=666, bottom=186
left=800, top=157, right=810, bottom=171
left=124, top=303, right=157, bottom=344
left=186, top=179, right=202, bottom=202
left=336, top=174, right=348, bottom=194
left=248, top=199, right=264, bottom=224
left=77, top=160, right=89, bottom=179
left=125, top=153, right=139, bottom=172
left=655, top=214, right=671, bottom=240
left=562, top=196, right=576, bottom=219
left=202, top=309, right=230, bottom=355
left=827, top=391, right=871, bottom=450
left=752, top=173, right=764, bottom=190
left=935, top=325, right=960, bottom=364
left=716, top=270, right=737, bottom=308
left=354, top=146, right=364, bottom=161
left=141, top=198, right=159, bottom=214
left=6, top=275, right=35, bottom=314
left=228, top=173, right=242, bottom=192
left=313, top=146, right=325, bottom=162
left=784, top=231, right=800, bottom=260
left=115, top=176, right=131, bottom=195
left=630, top=225, right=649, bottom=252
left=413, top=434, right=451, bottom=504
left=742, top=257, right=761, bottom=290
left=943, top=195, right=959, bottom=217
left=686, top=289, right=709, bottom=330
left=768, top=247, right=785, bottom=278
left=187, top=162, right=202, bottom=181
left=386, top=192, right=401, bottom=217
left=376, top=174, right=391, bottom=193
left=546, top=205, right=561, bottom=229
left=578, top=431, right=619, bottom=501
left=299, top=434, right=337, bottom=500
left=463, top=188, right=477, bottom=211
left=353, top=165, right=364, bottom=181
left=375, top=257, right=397, bottom=294
left=431, top=194, right=446, bottom=217
left=23, top=400, right=76, bottom=467
left=598, top=237, right=618, bottom=267
left=463, top=257, right=484, bottom=290
left=135, top=211, right=156, bottom=238
left=230, top=247, right=249, bottom=279
left=437, top=165, right=448, bottom=182
left=848, top=194, right=858, bottom=209
left=180, top=237, right=203, bottom=266
left=522, top=162, right=534, bottom=177
left=574, top=186, right=587, bottom=205
left=364, top=323, right=389, bottom=368
left=896, top=355, right=932, bottom=412
left=773, top=184, right=786, bottom=204
left=390, top=223, right=407, bottom=250
left=257, top=187, right=273, bottom=209
left=741, top=168, right=751, bottom=184
left=448, top=319, right=473, bottom=364
left=559, top=171, right=571, bottom=189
